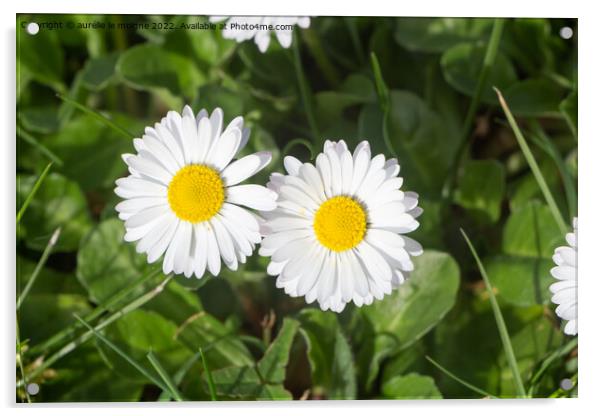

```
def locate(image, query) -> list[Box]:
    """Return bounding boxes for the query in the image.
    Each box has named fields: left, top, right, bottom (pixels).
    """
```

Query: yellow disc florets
left=313, top=196, right=367, bottom=252
left=167, top=165, right=224, bottom=223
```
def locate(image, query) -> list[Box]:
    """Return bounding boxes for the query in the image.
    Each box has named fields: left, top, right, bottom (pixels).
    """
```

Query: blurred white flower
left=550, top=218, right=578, bottom=335
left=115, top=106, right=277, bottom=278
left=209, top=16, right=310, bottom=52
left=260, top=140, right=423, bottom=312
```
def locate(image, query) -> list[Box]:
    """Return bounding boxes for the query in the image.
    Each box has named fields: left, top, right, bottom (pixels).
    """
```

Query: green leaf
left=394, top=17, right=493, bottom=53
left=95, top=310, right=190, bottom=384
left=358, top=251, right=460, bottom=390
left=81, top=53, right=120, bottom=91
left=257, top=318, right=300, bottom=384
left=441, top=43, right=517, bottom=103
left=362, top=250, right=460, bottom=346
left=46, top=113, right=143, bottom=191
left=504, top=78, right=565, bottom=117
left=485, top=255, right=555, bottom=307
left=17, top=256, right=86, bottom=297
left=454, top=160, right=506, bottom=223
left=175, top=312, right=254, bottom=369
left=502, top=201, right=564, bottom=258
left=17, top=17, right=64, bottom=91
left=209, top=366, right=292, bottom=400
left=386, top=90, right=458, bottom=195
left=77, top=218, right=154, bottom=306
left=298, top=309, right=356, bottom=399
left=17, top=172, right=93, bottom=252
left=19, top=107, right=60, bottom=134
left=116, top=43, right=205, bottom=99
left=382, top=373, right=442, bottom=399
left=19, top=293, right=91, bottom=345
left=560, top=91, right=577, bottom=137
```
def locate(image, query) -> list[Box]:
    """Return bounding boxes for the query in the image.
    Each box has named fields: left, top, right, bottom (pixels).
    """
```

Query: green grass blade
left=17, top=126, right=64, bottom=166
left=147, top=351, right=185, bottom=401
left=19, top=275, right=172, bottom=387
left=461, top=228, right=527, bottom=398
left=292, top=31, right=321, bottom=146
left=528, top=121, right=577, bottom=220
left=16, top=319, right=31, bottom=403
left=74, top=315, right=173, bottom=396
left=444, top=18, right=505, bottom=199
left=527, top=336, right=578, bottom=397
left=56, top=93, right=133, bottom=139
left=199, top=347, right=217, bottom=401
left=27, top=268, right=161, bottom=357
left=426, top=355, right=498, bottom=398
left=495, top=88, right=567, bottom=234
left=17, top=228, right=61, bottom=310
left=158, top=351, right=201, bottom=401
left=301, top=27, right=340, bottom=87
left=16, top=162, right=53, bottom=225
left=370, top=52, right=397, bottom=159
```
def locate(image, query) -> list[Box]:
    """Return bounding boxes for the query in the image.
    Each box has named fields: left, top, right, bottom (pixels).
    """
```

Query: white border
left=3, top=1, right=601, bottom=415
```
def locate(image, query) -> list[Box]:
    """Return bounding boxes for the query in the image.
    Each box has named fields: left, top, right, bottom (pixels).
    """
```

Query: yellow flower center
left=167, top=165, right=224, bottom=223
left=313, top=196, right=367, bottom=252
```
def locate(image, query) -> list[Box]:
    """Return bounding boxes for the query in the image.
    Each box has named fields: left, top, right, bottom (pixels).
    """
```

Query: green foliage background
left=16, top=15, right=578, bottom=401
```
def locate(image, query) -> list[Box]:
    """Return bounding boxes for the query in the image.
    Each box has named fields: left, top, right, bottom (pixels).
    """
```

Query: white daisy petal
left=549, top=217, right=578, bottom=336
left=261, top=139, right=422, bottom=312
left=115, top=106, right=271, bottom=278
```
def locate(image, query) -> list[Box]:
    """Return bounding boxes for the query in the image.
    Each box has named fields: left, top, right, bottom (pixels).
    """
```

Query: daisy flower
left=259, top=140, right=423, bottom=312
left=115, top=106, right=277, bottom=278
left=209, top=16, right=310, bottom=53
left=550, top=218, right=578, bottom=335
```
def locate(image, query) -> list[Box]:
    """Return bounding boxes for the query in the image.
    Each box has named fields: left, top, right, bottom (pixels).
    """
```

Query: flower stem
left=443, top=18, right=505, bottom=199
left=495, top=88, right=567, bottom=234
left=461, top=228, right=527, bottom=398
left=292, top=31, right=321, bottom=146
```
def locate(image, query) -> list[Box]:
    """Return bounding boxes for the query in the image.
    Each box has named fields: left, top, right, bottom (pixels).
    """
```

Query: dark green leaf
left=382, top=373, right=442, bottom=399
left=455, top=160, right=506, bottom=223
left=81, top=53, right=120, bottom=91
left=560, top=91, right=577, bottom=137
left=504, top=78, right=566, bottom=117
left=257, top=318, right=299, bottom=384
left=298, top=309, right=356, bottom=399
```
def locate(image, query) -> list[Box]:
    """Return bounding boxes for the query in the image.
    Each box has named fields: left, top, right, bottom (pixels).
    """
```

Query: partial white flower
left=115, top=106, right=277, bottom=278
left=260, top=140, right=423, bottom=312
left=550, top=218, right=578, bottom=335
left=209, top=16, right=310, bottom=53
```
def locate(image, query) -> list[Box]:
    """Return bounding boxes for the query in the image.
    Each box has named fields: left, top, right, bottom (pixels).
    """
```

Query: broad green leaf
left=508, top=158, right=563, bottom=211
left=502, top=19, right=553, bottom=76
left=394, top=17, right=493, bottom=53
left=441, top=43, right=517, bottom=103
left=77, top=218, right=154, bottom=306
left=97, top=309, right=190, bottom=383
left=362, top=250, right=460, bottom=346
left=17, top=16, right=64, bottom=91
left=502, top=201, right=564, bottom=258
left=208, top=366, right=291, bottom=400
left=257, top=318, right=300, bottom=384
left=382, top=373, right=442, bottom=399
left=46, top=113, right=144, bottom=191
left=116, top=43, right=205, bottom=99
left=17, top=172, right=93, bottom=252
left=192, top=84, right=245, bottom=121
left=485, top=255, right=555, bottom=307
left=358, top=251, right=460, bottom=391
left=386, top=90, right=458, bottom=195
left=19, top=107, right=60, bottom=134
left=81, top=53, right=120, bottom=91
left=19, top=293, right=91, bottom=345
left=454, top=160, right=506, bottom=223
left=560, top=91, right=577, bottom=137
left=504, top=78, right=565, bottom=117
left=298, top=309, right=356, bottom=399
